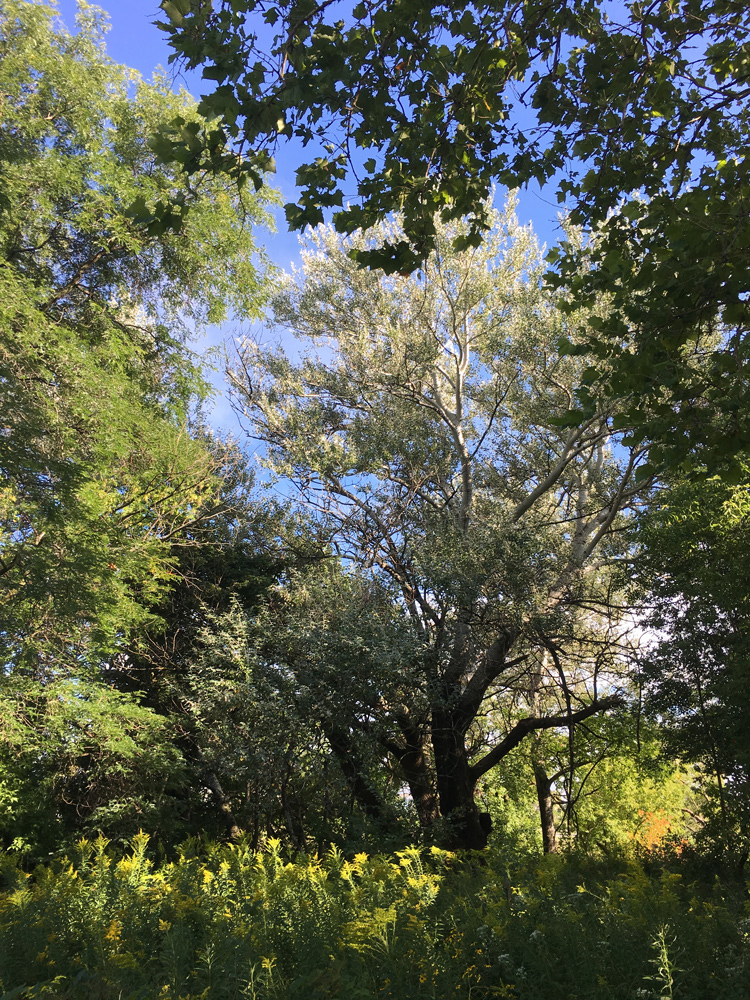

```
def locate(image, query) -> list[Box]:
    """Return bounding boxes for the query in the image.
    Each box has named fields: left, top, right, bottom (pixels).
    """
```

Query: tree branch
left=468, top=694, right=623, bottom=782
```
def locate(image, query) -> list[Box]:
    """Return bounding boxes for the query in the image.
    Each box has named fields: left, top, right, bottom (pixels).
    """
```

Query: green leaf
left=160, top=1, right=184, bottom=26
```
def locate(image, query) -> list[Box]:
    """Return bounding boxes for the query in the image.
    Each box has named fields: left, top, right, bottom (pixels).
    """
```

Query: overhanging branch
left=468, top=694, right=624, bottom=782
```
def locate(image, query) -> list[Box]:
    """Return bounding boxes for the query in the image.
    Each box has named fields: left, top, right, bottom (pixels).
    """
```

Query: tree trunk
left=432, top=709, right=488, bottom=850
left=325, top=724, right=390, bottom=823
left=403, top=760, right=440, bottom=831
left=203, top=771, right=242, bottom=840
left=531, top=652, right=557, bottom=854
left=382, top=722, right=440, bottom=831
left=534, top=763, right=558, bottom=854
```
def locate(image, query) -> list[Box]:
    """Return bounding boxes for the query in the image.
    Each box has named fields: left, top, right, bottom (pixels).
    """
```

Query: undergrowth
left=0, top=836, right=747, bottom=999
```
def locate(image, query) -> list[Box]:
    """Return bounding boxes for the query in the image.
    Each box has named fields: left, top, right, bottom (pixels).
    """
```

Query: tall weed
left=0, top=839, right=746, bottom=999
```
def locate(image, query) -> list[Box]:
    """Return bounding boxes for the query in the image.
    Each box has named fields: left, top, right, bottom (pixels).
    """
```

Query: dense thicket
left=637, top=470, right=750, bottom=868
left=0, top=0, right=280, bottom=854
left=0, top=0, right=739, bottom=865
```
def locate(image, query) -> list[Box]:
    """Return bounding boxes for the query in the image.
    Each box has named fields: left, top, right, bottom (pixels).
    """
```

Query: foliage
left=484, top=715, right=696, bottom=858
left=227, top=200, right=649, bottom=849
left=0, top=0, right=277, bottom=853
left=0, top=0, right=273, bottom=668
left=157, top=0, right=750, bottom=468
left=181, top=595, right=364, bottom=851
left=245, top=563, right=428, bottom=851
left=2, top=0, right=747, bottom=889
left=0, top=430, right=297, bottom=857
left=636, top=469, right=750, bottom=865
left=0, top=677, right=186, bottom=857
left=0, top=836, right=747, bottom=999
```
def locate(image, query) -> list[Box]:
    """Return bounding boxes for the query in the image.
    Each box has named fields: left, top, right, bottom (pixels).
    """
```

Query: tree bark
left=530, top=655, right=557, bottom=854
left=325, top=724, right=390, bottom=823
left=534, top=763, right=558, bottom=854
left=432, top=707, right=488, bottom=850
left=402, top=753, right=440, bottom=831
left=381, top=717, right=440, bottom=831
left=428, top=695, right=624, bottom=851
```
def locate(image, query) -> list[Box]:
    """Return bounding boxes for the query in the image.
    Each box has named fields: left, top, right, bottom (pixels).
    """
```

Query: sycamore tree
left=228, top=199, right=649, bottom=849
left=159, top=0, right=750, bottom=471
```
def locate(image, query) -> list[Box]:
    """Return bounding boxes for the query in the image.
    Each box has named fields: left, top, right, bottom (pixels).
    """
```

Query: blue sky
left=53, top=0, right=565, bottom=435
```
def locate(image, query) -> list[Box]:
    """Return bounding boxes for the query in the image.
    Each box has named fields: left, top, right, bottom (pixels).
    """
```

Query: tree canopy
left=0, top=0, right=280, bottom=853
left=0, top=0, right=745, bottom=875
left=157, top=0, right=750, bottom=470
left=636, top=468, right=750, bottom=865
left=0, top=0, right=272, bottom=666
